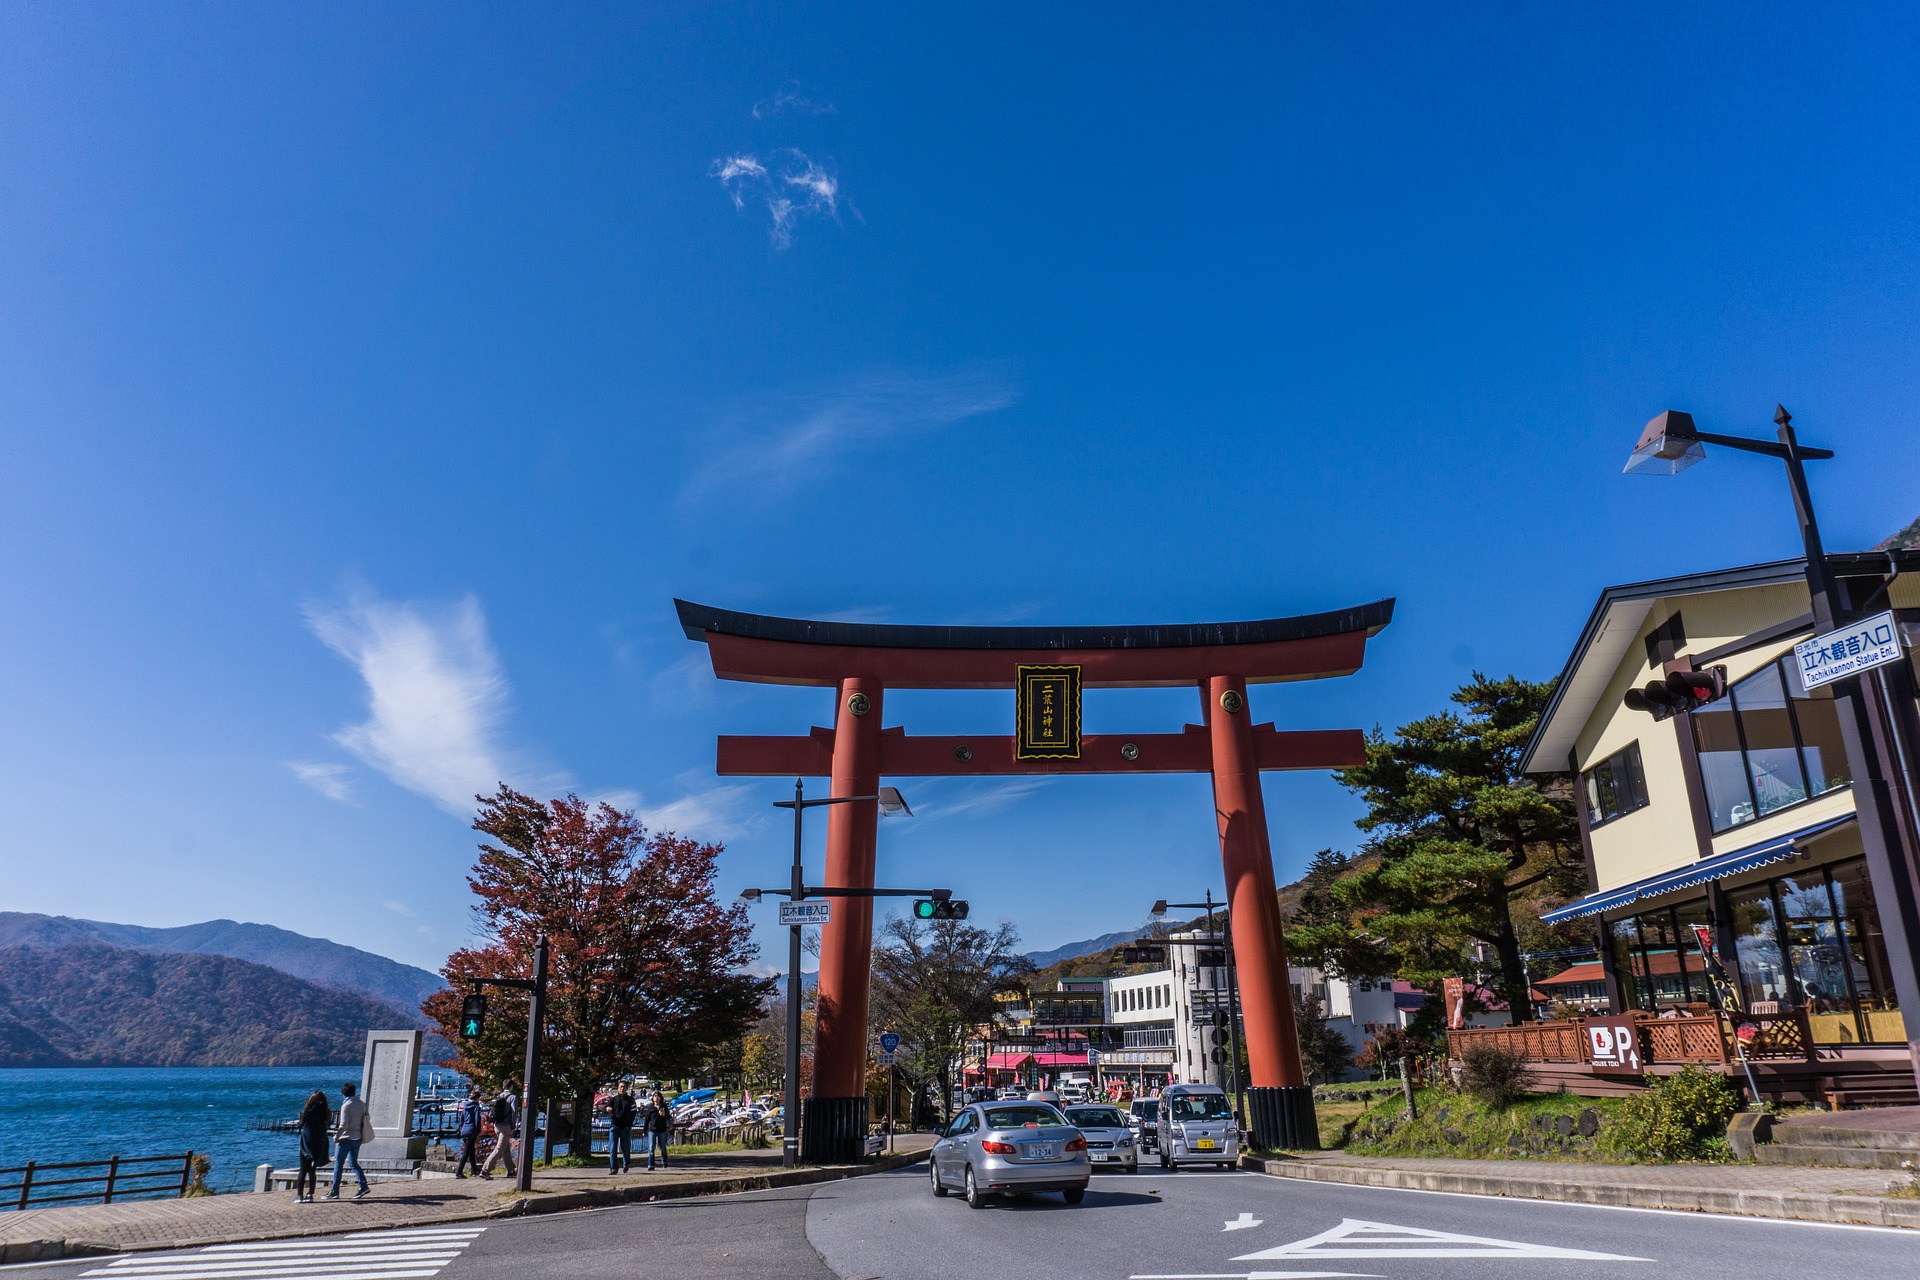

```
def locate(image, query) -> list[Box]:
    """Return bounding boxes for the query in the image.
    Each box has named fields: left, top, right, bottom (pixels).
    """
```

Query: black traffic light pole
left=748, top=779, right=958, bottom=1168
left=1629, top=407, right=1920, bottom=1089
left=1154, top=894, right=1245, bottom=1124
left=465, top=934, right=549, bottom=1194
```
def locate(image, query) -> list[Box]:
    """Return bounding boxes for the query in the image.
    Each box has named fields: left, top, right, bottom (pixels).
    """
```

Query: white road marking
left=1222, top=1213, right=1262, bottom=1232
left=1233, top=1217, right=1649, bottom=1262
left=1130, top=1272, right=1381, bottom=1279
left=81, top=1227, right=485, bottom=1280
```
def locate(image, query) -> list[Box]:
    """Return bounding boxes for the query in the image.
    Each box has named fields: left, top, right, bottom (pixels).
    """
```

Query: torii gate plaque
left=676, top=596, right=1394, bottom=1160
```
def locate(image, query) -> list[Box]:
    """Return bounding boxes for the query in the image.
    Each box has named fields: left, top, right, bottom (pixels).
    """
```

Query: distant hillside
left=1875, top=513, right=1920, bottom=551
left=1021, top=926, right=1160, bottom=970
left=0, top=913, right=444, bottom=1016
left=0, top=943, right=413, bottom=1067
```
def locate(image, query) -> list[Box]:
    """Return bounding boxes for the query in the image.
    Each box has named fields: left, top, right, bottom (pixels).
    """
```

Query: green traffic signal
left=460, top=993, right=486, bottom=1040
left=914, top=899, right=937, bottom=919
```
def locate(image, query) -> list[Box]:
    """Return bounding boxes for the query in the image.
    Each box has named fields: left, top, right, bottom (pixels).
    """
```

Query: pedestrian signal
left=460, top=993, right=486, bottom=1040
left=1623, top=665, right=1729, bottom=721
left=913, top=899, right=970, bottom=920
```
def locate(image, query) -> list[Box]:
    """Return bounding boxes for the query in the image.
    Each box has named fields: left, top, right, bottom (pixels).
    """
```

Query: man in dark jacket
left=480, top=1081, right=519, bottom=1180
left=606, top=1082, right=637, bottom=1174
left=454, top=1087, right=484, bottom=1179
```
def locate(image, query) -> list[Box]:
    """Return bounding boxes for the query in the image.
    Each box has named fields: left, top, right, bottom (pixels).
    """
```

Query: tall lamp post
left=742, top=780, right=943, bottom=1167
left=1152, top=893, right=1247, bottom=1125
left=1626, top=406, right=1920, bottom=1086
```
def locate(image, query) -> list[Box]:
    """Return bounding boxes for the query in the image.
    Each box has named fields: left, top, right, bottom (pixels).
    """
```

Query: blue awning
left=1541, top=813, right=1857, bottom=924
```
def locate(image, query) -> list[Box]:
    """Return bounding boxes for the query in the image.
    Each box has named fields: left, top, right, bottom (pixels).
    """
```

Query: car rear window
left=1065, top=1107, right=1127, bottom=1128
left=982, top=1105, right=1065, bottom=1129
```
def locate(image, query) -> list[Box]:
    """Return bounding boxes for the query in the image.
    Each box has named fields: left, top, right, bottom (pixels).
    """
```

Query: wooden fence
left=0, top=1153, right=196, bottom=1210
left=1447, top=1011, right=1815, bottom=1069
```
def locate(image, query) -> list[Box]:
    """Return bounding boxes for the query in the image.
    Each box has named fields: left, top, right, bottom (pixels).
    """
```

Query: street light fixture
left=741, top=779, right=950, bottom=1166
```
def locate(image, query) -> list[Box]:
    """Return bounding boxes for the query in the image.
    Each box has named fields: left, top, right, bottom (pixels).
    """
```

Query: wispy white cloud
left=640, top=782, right=761, bottom=842
left=921, top=778, right=1053, bottom=821
left=304, top=592, right=527, bottom=816
left=711, top=147, right=848, bottom=249
left=753, top=83, right=835, bottom=120
left=382, top=899, right=415, bottom=917
left=288, top=761, right=355, bottom=804
left=681, top=366, right=1020, bottom=504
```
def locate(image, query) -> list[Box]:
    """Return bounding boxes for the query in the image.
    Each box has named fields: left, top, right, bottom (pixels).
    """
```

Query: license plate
left=1022, top=1142, right=1059, bottom=1160
left=1195, top=1139, right=1217, bottom=1150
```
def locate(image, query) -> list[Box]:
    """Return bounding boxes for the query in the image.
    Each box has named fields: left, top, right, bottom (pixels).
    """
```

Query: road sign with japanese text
left=1795, top=611, right=1904, bottom=691
left=779, top=901, right=832, bottom=927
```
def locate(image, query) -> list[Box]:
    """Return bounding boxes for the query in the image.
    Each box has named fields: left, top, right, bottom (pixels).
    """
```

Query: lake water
left=0, top=1065, right=465, bottom=1195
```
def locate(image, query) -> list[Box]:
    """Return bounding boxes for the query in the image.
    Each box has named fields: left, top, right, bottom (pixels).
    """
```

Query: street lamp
left=741, top=779, right=947, bottom=1167
left=1624, top=404, right=1920, bottom=1095
left=1151, top=892, right=1247, bottom=1126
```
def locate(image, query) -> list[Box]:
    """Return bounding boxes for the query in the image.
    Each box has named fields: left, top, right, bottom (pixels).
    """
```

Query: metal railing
left=0, top=1153, right=196, bottom=1210
left=1446, top=1010, right=1817, bottom=1067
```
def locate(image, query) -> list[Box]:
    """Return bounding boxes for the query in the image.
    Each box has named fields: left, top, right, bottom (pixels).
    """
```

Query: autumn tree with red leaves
left=423, top=785, right=768, bottom=1157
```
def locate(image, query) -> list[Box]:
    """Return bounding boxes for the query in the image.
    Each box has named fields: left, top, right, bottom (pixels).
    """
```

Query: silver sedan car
left=929, top=1100, right=1090, bottom=1207
left=1061, top=1103, right=1138, bottom=1172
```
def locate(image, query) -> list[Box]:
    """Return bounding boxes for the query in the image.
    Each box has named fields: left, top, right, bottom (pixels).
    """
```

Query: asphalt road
left=12, top=1164, right=1918, bottom=1280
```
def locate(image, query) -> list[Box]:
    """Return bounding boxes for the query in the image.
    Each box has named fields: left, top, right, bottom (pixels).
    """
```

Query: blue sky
left=3, top=4, right=1917, bottom=975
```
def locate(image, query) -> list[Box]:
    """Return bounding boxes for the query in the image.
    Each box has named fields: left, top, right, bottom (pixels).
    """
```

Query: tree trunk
left=1490, top=895, right=1530, bottom=1026
left=570, top=1090, right=596, bottom=1160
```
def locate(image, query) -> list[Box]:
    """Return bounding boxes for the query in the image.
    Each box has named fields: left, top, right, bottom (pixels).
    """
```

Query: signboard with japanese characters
left=1584, top=1016, right=1644, bottom=1074
left=1015, top=664, right=1082, bottom=759
left=1794, top=610, right=1905, bottom=691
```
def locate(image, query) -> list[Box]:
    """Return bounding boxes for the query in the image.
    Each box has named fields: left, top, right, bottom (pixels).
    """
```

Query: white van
left=1154, top=1083, right=1238, bottom=1169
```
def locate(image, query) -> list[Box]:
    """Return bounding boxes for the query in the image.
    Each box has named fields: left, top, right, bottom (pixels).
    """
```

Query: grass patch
left=1333, top=1086, right=1732, bottom=1164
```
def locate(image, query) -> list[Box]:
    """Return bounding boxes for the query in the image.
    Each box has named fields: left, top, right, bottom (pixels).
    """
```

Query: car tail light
left=980, top=1140, right=1016, bottom=1154
left=1064, top=1136, right=1087, bottom=1152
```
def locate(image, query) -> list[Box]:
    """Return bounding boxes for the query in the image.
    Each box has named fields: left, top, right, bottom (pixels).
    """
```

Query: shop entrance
left=676, top=596, right=1395, bottom=1159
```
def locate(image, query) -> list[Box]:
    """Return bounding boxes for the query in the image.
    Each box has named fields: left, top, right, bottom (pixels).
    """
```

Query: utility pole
left=470, top=934, right=548, bottom=1195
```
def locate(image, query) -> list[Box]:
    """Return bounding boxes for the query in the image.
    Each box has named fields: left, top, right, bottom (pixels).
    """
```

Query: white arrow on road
left=1223, top=1213, right=1262, bottom=1232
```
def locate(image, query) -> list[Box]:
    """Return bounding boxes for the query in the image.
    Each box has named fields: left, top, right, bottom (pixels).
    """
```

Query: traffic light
left=913, top=898, right=970, bottom=920
left=1118, top=944, right=1168, bottom=965
left=460, top=993, right=486, bottom=1040
left=1623, top=665, right=1729, bottom=721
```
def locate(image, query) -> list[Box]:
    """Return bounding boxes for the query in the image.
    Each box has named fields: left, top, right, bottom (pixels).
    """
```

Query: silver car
left=929, top=1100, right=1090, bottom=1207
left=1062, top=1103, right=1137, bottom=1172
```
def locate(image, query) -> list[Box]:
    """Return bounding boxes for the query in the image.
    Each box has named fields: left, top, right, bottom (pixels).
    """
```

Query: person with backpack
left=324, top=1082, right=375, bottom=1200
left=453, top=1087, right=484, bottom=1179
left=606, top=1081, right=637, bottom=1175
left=480, top=1081, right=518, bottom=1179
left=294, top=1090, right=331, bottom=1203
left=644, top=1088, right=673, bottom=1171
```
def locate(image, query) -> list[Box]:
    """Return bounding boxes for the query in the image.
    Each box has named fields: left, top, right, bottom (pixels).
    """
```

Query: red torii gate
left=676, top=596, right=1394, bottom=1159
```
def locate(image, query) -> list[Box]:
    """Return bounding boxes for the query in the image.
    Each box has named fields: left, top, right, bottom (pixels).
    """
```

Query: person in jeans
left=454, top=1087, right=484, bottom=1179
left=480, top=1081, right=519, bottom=1179
left=645, top=1089, right=673, bottom=1171
left=294, top=1090, right=331, bottom=1203
left=606, top=1082, right=637, bottom=1175
left=325, top=1082, right=374, bottom=1200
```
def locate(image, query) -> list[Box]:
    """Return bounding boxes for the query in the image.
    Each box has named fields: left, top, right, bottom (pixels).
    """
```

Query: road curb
left=40, top=1149, right=932, bottom=1261
left=1238, top=1154, right=1920, bottom=1230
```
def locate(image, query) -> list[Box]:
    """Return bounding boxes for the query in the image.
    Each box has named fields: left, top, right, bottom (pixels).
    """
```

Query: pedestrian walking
left=294, top=1090, right=330, bottom=1203
left=606, top=1081, right=637, bottom=1175
left=644, top=1088, right=672, bottom=1171
left=454, top=1087, right=484, bottom=1178
left=325, top=1082, right=375, bottom=1200
left=479, top=1081, right=519, bottom=1179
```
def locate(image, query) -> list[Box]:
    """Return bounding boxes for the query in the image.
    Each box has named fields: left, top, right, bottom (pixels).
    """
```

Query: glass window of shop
left=1691, top=655, right=1853, bottom=833
left=1725, top=857, right=1903, bottom=1044
left=1608, top=902, right=1709, bottom=1011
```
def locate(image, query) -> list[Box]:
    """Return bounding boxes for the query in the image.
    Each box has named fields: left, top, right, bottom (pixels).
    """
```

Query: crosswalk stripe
left=82, top=1226, right=484, bottom=1280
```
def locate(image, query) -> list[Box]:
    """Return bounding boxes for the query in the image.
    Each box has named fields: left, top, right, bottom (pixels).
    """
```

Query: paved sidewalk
left=1244, top=1149, right=1920, bottom=1229
left=0, top=1137, right=935, bottom=1263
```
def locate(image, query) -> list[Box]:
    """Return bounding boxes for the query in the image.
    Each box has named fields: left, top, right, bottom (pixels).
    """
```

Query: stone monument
left=359, top=1029, right=426, bottom=1161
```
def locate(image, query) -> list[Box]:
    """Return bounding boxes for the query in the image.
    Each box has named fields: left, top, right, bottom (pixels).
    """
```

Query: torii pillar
left=675, top=596, right=1394, bottom=1159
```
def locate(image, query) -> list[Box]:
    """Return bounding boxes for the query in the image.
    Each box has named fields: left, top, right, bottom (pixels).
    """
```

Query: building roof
left=1520, top=547, right=1920, bottom=776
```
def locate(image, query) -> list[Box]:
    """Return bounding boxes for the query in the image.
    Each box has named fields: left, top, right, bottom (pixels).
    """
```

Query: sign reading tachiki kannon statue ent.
left=674, top=596, right=1395, bottom=1162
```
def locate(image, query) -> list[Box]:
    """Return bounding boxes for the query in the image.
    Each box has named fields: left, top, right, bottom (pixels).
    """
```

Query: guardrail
left=0, top=1153, right=196, bottom=1210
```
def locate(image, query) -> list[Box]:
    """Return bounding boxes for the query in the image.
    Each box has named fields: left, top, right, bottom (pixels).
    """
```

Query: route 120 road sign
left=779, top=901, right=831, bottom=927
left=878, top=1032, right=902, bottom=1054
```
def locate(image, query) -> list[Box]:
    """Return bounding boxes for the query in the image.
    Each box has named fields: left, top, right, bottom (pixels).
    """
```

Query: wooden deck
left=1447, top=1014, right=1915, bottom=1102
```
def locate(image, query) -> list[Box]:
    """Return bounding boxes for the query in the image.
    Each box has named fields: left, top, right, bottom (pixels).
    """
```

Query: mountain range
left=0, top=913, right=450, bottom=1067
